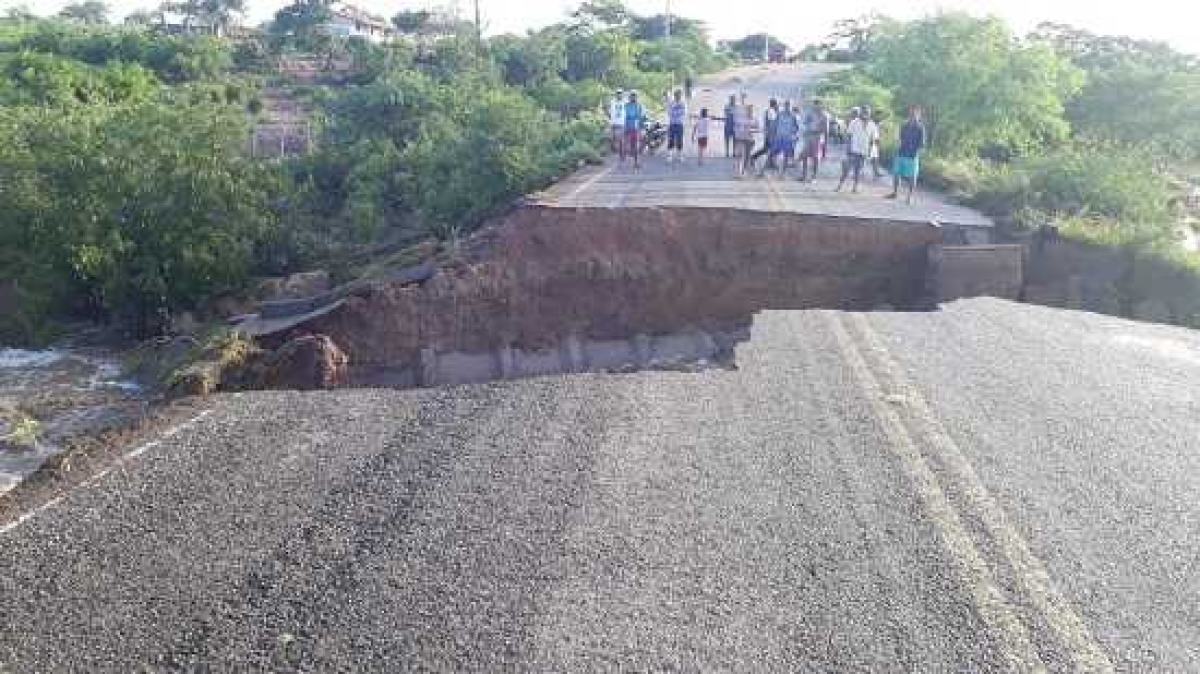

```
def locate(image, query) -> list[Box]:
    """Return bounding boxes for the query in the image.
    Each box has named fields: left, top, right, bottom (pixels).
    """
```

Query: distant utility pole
left=763, top=33, right=769, bottom=62
left=664, top=0, right=672, bottom=43
left=473, top=0, right=482, bottom=50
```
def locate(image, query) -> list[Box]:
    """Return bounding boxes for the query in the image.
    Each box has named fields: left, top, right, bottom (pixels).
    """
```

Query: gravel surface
left=1, top=299, right=1198, bottom=671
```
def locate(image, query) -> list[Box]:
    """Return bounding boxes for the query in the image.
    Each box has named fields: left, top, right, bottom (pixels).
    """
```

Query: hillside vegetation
left=0, top=0, right=728, bottom=343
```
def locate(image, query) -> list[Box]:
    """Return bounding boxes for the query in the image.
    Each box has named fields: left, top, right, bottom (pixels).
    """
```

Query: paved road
left=537, top=64, right=993, bottom=230
left=3, top=299, right=1199, bottom=671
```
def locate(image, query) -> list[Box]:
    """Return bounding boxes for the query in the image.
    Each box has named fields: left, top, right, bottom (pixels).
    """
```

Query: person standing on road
left=751, top=98, right=780, bottom=176
left=888, top=105, right=926, bottom=204
left=693, top=107, right=711, bottom=165
left=800, top=99, right=830, bottom=183
left=624, top=91, right=647, bottom=169
left=723, top=94, right=738, bottom=158
left=733, top=102, right=758, bottom=177
left=773, top=100, right=800, bottom=177
left=837, top=107, right=877, bottom=193
left=684, top=75, right=694, bottom=100
left=865, top=107, right=886, bottom=179
left=609, top=89, right=627, bottom=158
left=667, top=89, right=688, bottom=164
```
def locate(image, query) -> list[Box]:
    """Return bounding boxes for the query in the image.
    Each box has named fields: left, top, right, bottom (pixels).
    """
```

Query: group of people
left=606, top=88, right=927, bottom=204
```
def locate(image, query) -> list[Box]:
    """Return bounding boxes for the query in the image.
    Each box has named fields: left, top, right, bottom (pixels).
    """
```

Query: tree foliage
left=0, top=20, right=234, bottom=81
left=270, top=0, right=333, bottom=51
left=723, top=34, right=790, bottom=62
left=869, top=13, right=1083, bottom=157
left=58, top=1, right=110, bottom=25
left=0, top=0, right=726, bottom=341
left=0, top=101, right=282, bottom=337
left=1030, top=23, right=1200, bottom=162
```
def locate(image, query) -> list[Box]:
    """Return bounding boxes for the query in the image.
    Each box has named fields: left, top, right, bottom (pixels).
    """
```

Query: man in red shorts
left=623, top=91, right=646, bottom=169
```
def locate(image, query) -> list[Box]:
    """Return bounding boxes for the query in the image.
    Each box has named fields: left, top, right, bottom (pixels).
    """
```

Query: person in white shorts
left=609, top=89, right=627, bottom=158
left=693, top=107, right=711, bottom=165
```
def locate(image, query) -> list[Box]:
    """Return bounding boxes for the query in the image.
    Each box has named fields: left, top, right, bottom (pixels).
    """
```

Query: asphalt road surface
left=3, top=299, right=1199, bottom=671
left=537, top=64, right=993, bottom=231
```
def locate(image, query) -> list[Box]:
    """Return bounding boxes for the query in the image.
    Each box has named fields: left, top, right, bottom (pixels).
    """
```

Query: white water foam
left=0, top=349, right=65, bottom=369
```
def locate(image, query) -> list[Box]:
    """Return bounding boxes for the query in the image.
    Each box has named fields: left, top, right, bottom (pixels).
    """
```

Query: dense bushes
left=922, top=147, right=1174, bottom=243
left=400, top=83, right=603, bottom=234
left=867, top=13, right=1083, bottom=157
left=827, top=12, right=1191, bottom=254
left=0, top=51, right=158, bottom=106
left=0, top=0, right=724, bottom=343
left=308, top=60, right=605, bottom=238
left=0, top=101, right=284, bottom=339
left=0, top=20, right=233, bottom=81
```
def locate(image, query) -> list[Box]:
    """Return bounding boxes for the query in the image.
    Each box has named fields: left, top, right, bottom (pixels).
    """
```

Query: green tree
left=817, top=69, right=894, bottom=120
left=270, top=0, right=333, bottom=51
left=869, top=13, right=1083, bottom=156
left=724, top=34, right=790, bottom=62
left=123, top=9, right=161, bottom=27
left=1030, top=23, right=1200, bottom=162
left=490, top=31, right=566, bottom=88
left=570, top=0, right=631, bottom=32
left=827, top=14, right=887, bottom=61
left=0, top=52, right=157, bottom=106
left=0, top=100, right=284, bottom=337
left=392, top=9, right=433, bottom=35
left=194, top=0, right=247, bottom=37
left=59, top=1, right=111, bottom=25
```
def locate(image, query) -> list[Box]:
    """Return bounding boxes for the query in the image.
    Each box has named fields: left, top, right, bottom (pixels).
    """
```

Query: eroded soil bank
left=252, top=205, right=942, bottom=388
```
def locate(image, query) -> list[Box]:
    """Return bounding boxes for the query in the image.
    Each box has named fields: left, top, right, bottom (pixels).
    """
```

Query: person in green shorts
left=888, top=106, right=926, bottom=204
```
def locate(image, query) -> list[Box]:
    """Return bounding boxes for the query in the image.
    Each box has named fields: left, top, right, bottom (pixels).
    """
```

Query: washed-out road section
left=2, top=299, right=1198, bottom=671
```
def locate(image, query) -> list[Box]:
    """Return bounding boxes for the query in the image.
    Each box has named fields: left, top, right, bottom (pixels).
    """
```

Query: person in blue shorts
left=888, top=105, right=926, bottom=204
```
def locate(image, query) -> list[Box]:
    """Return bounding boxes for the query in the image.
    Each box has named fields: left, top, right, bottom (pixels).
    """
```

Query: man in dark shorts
left=888, top=105, right=926, bottom=204
left=773, top=100, right=800, bottom=177
left=723, top=94, right=737, bottom=158
left=800, top=99, right=829, bottom=182
left=666, top=89, right=687, bottom=164
left=750, top=98, right=780, bottom=175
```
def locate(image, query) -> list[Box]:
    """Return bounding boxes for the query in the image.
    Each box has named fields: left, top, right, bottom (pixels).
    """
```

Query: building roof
left=330, top=2, right=391, bottom=30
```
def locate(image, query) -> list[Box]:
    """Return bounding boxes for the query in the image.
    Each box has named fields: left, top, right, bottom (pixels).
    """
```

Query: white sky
left=8, top=0, right=1200, bottom=54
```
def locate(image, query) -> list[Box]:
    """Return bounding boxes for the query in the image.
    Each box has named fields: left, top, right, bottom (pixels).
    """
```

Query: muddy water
left=0, top=347, right=145, bottom=494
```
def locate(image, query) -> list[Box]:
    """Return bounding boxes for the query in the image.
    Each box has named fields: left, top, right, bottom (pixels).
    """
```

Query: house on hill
left=327, top=2, right=394, bottom=43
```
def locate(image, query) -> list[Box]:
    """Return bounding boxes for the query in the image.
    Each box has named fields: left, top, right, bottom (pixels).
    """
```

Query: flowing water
left=0, top=346, right=146, bottom=494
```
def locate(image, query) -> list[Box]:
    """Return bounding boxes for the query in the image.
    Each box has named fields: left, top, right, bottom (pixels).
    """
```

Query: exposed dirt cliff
left=262, top=205, right=941, bottom=383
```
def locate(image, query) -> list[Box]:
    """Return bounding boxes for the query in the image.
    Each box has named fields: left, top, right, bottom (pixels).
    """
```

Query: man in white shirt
left=609, top=89, right=627, bottom=158
left=837, top=107, right=879, bottom=194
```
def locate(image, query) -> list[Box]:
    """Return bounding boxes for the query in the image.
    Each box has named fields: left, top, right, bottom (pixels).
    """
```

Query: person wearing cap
left=609, top=89, right=627, bottom=158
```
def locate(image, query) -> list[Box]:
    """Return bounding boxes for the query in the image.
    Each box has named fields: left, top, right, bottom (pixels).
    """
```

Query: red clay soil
left=270, top=205, right=940, bottom=375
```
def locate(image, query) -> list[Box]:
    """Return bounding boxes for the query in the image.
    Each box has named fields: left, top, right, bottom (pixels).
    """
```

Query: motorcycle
left=640, top=121, right=667, bottom=155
